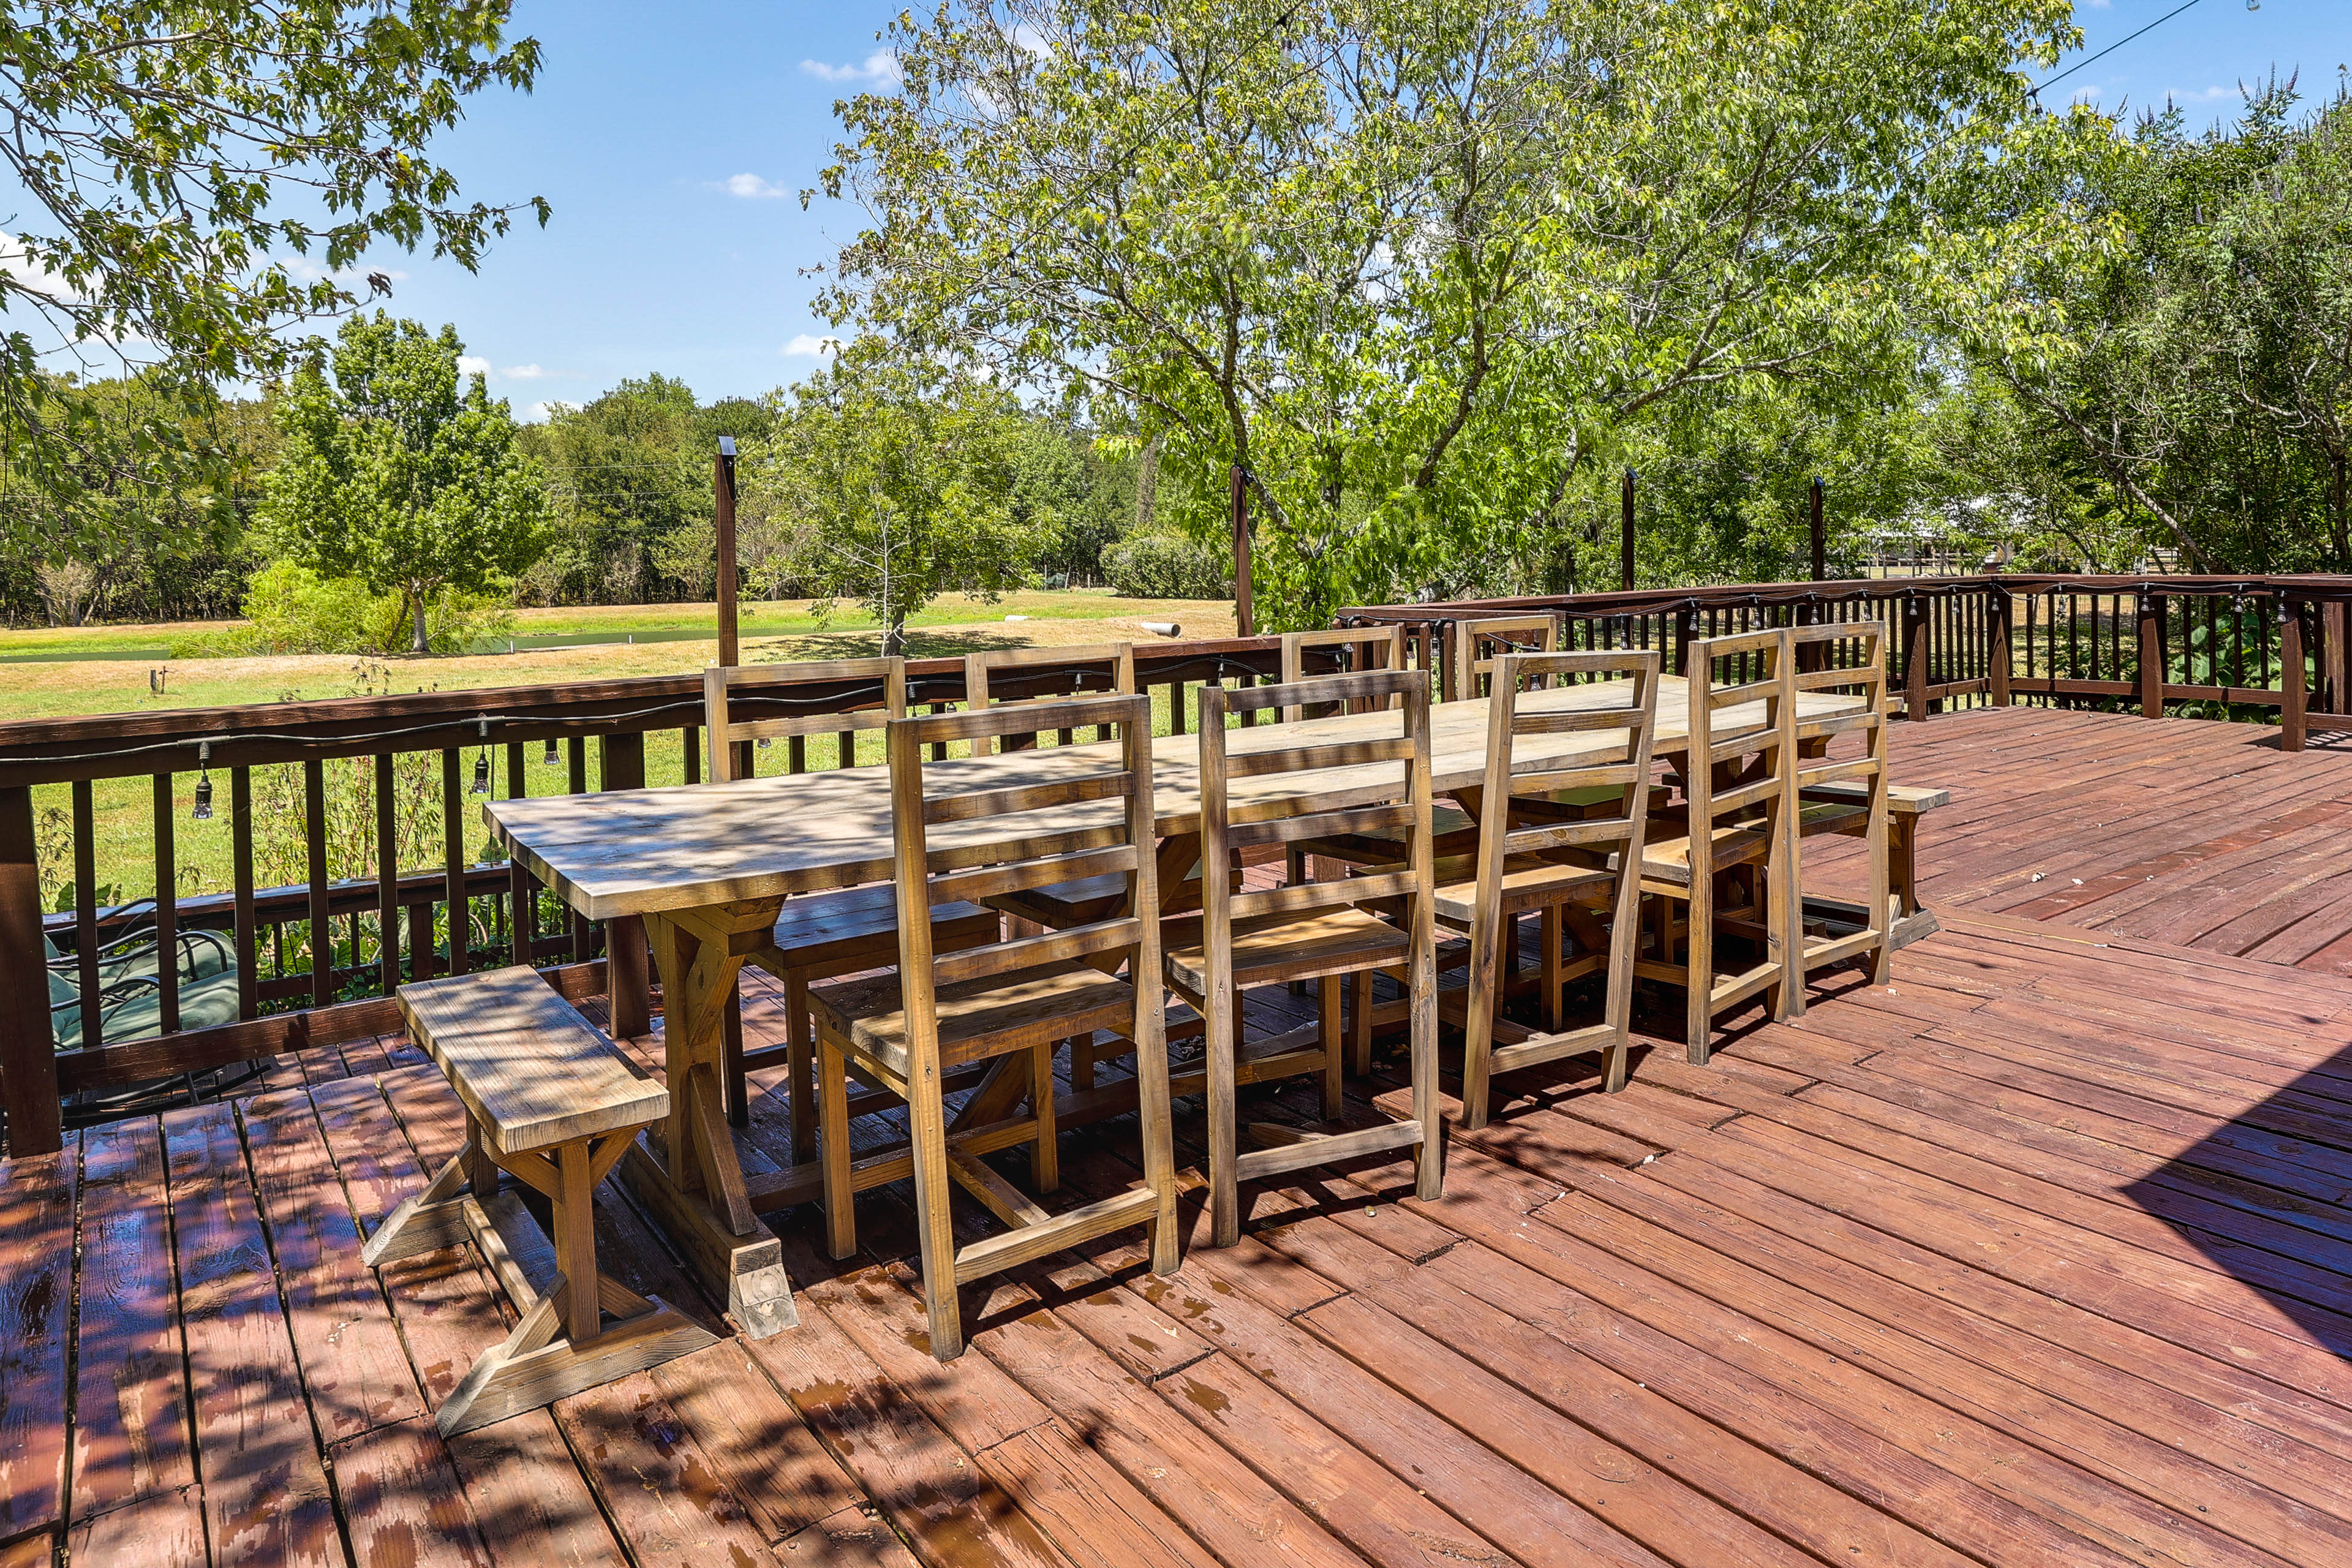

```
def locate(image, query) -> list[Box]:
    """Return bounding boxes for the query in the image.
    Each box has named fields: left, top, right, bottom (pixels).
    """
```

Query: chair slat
left=1229, top=872, right=1415, bottom=923
left=908, top=692, right=1140, bottom=746
left=1510, top=706, right=1647, bottom=736
left=1224, top=802, right=1414, bottom=851
left=1225, top=735, right=1416, bottom=778
left=1502, top=816, right=1640, bottom=855
left=924, top=843, right=1139, bottom=906
left=930, top=917, right=1141, bottom=987
left=924, top=769, right=1133, bottom=825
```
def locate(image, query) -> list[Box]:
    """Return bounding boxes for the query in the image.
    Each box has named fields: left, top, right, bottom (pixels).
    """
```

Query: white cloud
left=457, top=355, right=492, bottom=377
left=801, top=50, right=902, bottom=85
left=2070, top=85, right=2103, bottom=104
left=0, top=233, right=75, bottom=302
left=783, top=334, right=841, bottom=358
left=501, top=363, right=552, bottom=380
left=277, top=255, right=405, bottom=287
left=523, top=401, right=565, bottom=423
left=720, top=172, right=790, bottom=200
left=2086, top=0, right=2109, bottom=8
left=2165, top=85, right=2237, bottom=104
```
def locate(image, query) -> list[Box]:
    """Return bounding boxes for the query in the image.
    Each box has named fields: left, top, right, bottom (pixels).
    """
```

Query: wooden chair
left=962, top=642, right=1136, bottom=755
left=1278, top=626, right=1404, bottom=722
left=1785, top=620, right=1893, bottom=1007
left=368, top=967, right=717, bottom=1434
left=1633, top=628, right=1796, bottom=1065
left=1444, top=650, right=1659, bottom=1124
left=1182, top=668, right=1442, bottom=1248
left=807, top=692, right=1178, bottom=1359
left=707, top=658, right=996, bottom=1146
left=1452, top=615, right=1558, bottom=702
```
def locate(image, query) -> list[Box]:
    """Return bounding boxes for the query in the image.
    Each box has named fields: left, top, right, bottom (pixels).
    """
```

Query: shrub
left=1102, top=532, right=1229, bottom=599
left=217, top=561, right=515, bottom=655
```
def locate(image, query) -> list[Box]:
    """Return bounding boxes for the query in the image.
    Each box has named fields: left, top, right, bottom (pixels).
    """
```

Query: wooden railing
left=1342, top=573, right=2352, bottom=743
left=13, top=572, right=2352, bottom=1157
left=0, top=638, right=1299, bottom=1156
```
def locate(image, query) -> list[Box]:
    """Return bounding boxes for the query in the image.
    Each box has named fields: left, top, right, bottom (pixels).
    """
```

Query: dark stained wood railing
left=0, top=637, right=1303, bottom=1156
left=1342, top=573, right=2352, bottom=744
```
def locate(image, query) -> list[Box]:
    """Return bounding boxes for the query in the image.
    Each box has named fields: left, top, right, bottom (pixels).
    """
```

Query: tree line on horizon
left=10, top=3, right=2352, bottom=644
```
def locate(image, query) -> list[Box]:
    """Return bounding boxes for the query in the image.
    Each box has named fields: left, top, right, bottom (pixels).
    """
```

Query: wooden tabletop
left=487, top=674, right=1862, bottom=921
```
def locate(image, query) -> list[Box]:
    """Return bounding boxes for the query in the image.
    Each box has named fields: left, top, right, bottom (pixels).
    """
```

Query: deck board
left=15, top=706, right=2352, bottom=1565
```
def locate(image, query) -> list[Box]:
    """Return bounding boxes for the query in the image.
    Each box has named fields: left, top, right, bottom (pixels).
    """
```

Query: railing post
left=1989, top=586, right=2013, bottom=706
left=1808, top=477, right=1825, bottom=582
left=0, top=784, right=62, bottom=1156
left=598, top=731, right=651, bottom=1041
left=1229, top=466, right=1256, bottom=639
left=715, top=437, right=740, bottom=668
left=2139, top=593, right=2164, bottom=719
left=1673, top=605, right=1699, bottom=676
left=2324, top=600, right=2349, bottom=714
left=1902, top=595, right=1930, bottom=721
left=1621, top=469, right=1637, bottom=591
left=2282, top=599, right=2307, bottom=752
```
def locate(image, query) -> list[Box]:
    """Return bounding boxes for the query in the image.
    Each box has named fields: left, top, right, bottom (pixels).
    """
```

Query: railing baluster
left=505, top=744, right=533, bottom=970
left=304, top=760, right=331, bottom=1008
left=153, top=772, right=181, bottom=1033
left=72, top=782, right=100, bottom=1054
left=234, top=766, right=259, bottom=1019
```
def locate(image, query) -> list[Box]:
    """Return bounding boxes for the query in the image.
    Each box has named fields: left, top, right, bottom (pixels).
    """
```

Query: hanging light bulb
left=191, top=741, right=214, bottom=822
left=470, top=718, right=491, bottom=796
left=756, top=735, right=773, bottom=749
left=542, top=736, right=560, bottom=766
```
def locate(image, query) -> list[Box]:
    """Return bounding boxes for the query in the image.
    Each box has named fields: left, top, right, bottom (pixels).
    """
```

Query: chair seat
left=809, top=960, right=1137, bottom=1080
left=1800, top=780, right=1948, bottom=816
left=756, top=883, right=997, bottom=977
left=1291, top=803, right=1477, bottom=867
left=1433, top=859, right=1616, bottom=926
left=1796, top=800, right=1870, bottom=839
left=1166, top=907, right=1408, bottom=994
left=1634, top=822, right=1773, bottom=889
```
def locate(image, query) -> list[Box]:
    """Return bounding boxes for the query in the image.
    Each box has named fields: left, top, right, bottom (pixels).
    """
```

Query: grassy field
left=7, top=590, right=1235, bottom=912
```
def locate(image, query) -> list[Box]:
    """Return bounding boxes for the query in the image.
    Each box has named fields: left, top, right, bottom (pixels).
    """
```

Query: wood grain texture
left=398, top=967, right=668, bottom=1155
left=69, top=1118, right=192, bottom=1520
left=0, top=1143, right=73, bottom=1545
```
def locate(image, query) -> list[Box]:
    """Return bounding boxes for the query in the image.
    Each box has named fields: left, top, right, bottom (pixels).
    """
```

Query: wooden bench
left=1797, top=780, right=1949, bottom=950
left=364, top=966, right=720, bottom=1435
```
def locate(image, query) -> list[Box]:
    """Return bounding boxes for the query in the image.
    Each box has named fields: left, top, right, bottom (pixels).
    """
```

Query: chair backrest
left=704, top=658, right=907, bottom=783
left=884, top=693, right=1163, bottom=1061
left=963, top=642, right=1137, bottom=755
left=1469, top=650, right=1660, bottom=889
left=1682, top=628, right=1796, bottom=881
left=1195, top=669, right=1435, bottom=954
left=1278, top=627, right=1404, bottom=723
left=1785, top=620, right=1888, bottom=781
left=1453, top=616, right=1559, bottom=701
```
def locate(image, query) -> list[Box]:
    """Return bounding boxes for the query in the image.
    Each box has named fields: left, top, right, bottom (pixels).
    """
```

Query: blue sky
left=21, top=2, right=2352, bottom=422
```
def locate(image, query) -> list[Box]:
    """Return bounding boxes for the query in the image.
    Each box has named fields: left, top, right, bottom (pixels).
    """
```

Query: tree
left=258, top=313, right=548, bottom=652
left=1, top=1, right=544, bottom=553
left=813, top=0, right=2088, bottom=626
left=739, top=339, right=1036, bottom=653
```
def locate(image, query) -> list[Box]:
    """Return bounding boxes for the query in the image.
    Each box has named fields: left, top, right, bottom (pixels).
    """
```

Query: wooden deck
left=11, top=704, right=2352, bottom=1567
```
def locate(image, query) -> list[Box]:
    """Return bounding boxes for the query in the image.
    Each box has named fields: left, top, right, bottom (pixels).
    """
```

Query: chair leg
left=785, top=972, right=815, bottom=1164
left=817, top=1035, right=858, bottom=1261
left=1349, top=970, right=1373, bottom=1076
left=1030, top=1037, right=1060, bottom=1193
left=1317, top=975, right=1343, bottom=1118
left=1069, top=1031, right=1095, bottom=1091
left=722, top=990, right=750, bottom=1129
left=1539, top=908, right=1563, bottom=1031
left=551, top=1142, right=601, bottom=1343
left=1207, top=977, right=1242, bottom=1249
left=1685, top=881, right=1714, bottom=1066
left=903, top=1069, right=965, bottom=1360
left=1287, top=849, right=1310, bottom=995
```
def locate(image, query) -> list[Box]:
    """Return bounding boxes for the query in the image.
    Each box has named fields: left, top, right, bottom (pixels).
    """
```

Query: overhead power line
left=2030, top=0, right=2223, bottom=100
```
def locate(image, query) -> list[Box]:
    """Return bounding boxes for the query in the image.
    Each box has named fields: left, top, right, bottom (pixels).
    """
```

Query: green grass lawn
left=7, top=590, right=1235, bottom=913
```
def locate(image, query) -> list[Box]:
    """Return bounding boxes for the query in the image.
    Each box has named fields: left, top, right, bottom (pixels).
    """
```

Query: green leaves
left=818, top=0, right=2082, bottom=624
left=2, top=1, right=544, bottom=532
left=257, top=312, right=548, bottom=650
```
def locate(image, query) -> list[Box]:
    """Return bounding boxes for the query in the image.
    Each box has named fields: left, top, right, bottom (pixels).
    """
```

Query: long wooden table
left=485, top=674, right=1877, bottom=1332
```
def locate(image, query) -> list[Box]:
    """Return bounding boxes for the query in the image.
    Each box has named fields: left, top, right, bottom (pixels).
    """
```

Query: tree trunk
left=883, top=616, right=906, bottom=658
left=411, top=594, right=431, bottom=655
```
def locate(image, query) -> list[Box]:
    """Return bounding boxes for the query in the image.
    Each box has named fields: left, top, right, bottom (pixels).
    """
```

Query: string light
left=191, top=742, right=213, bottom=821
left=470, top=719, right=491, bottom=796
left=542, top=737, right=560, bottom=766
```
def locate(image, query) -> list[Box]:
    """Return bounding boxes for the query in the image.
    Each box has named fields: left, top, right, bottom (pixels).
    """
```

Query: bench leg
left=552, top=1142, right=602, bottom=1342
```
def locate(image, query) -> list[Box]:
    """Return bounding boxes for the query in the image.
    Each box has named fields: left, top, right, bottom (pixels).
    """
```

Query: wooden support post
left=1808, top=477, right=1825, bottom=582
left=0, top=785, right=62, bottom=1156
left=1903, top=597, right=1929, bottom=721
left=2325, top=601, right=2350, bottom=715
left=1620, top=469, right=1637, bottom=591
left=1673, top=605, right=1699, bottom=676
left=715, top=437, right=740, bottom=669
left=1989, top=587, right=2013, bottom=706
left=1229, top=466, right=1256, bottom=639
left=2282, top=601, right=2307, bottom=752
left=2139, top=593, right=2165, bottom=719
left=598, top=732, right=651, bottom=1040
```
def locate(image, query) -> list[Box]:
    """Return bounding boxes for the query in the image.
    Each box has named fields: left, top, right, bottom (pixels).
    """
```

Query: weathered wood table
left=484, top=674, right=1885, bottom=1332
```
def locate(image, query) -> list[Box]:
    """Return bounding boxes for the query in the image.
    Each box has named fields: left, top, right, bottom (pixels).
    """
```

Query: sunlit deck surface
left=11, top=704, right=2352, bottom=1567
